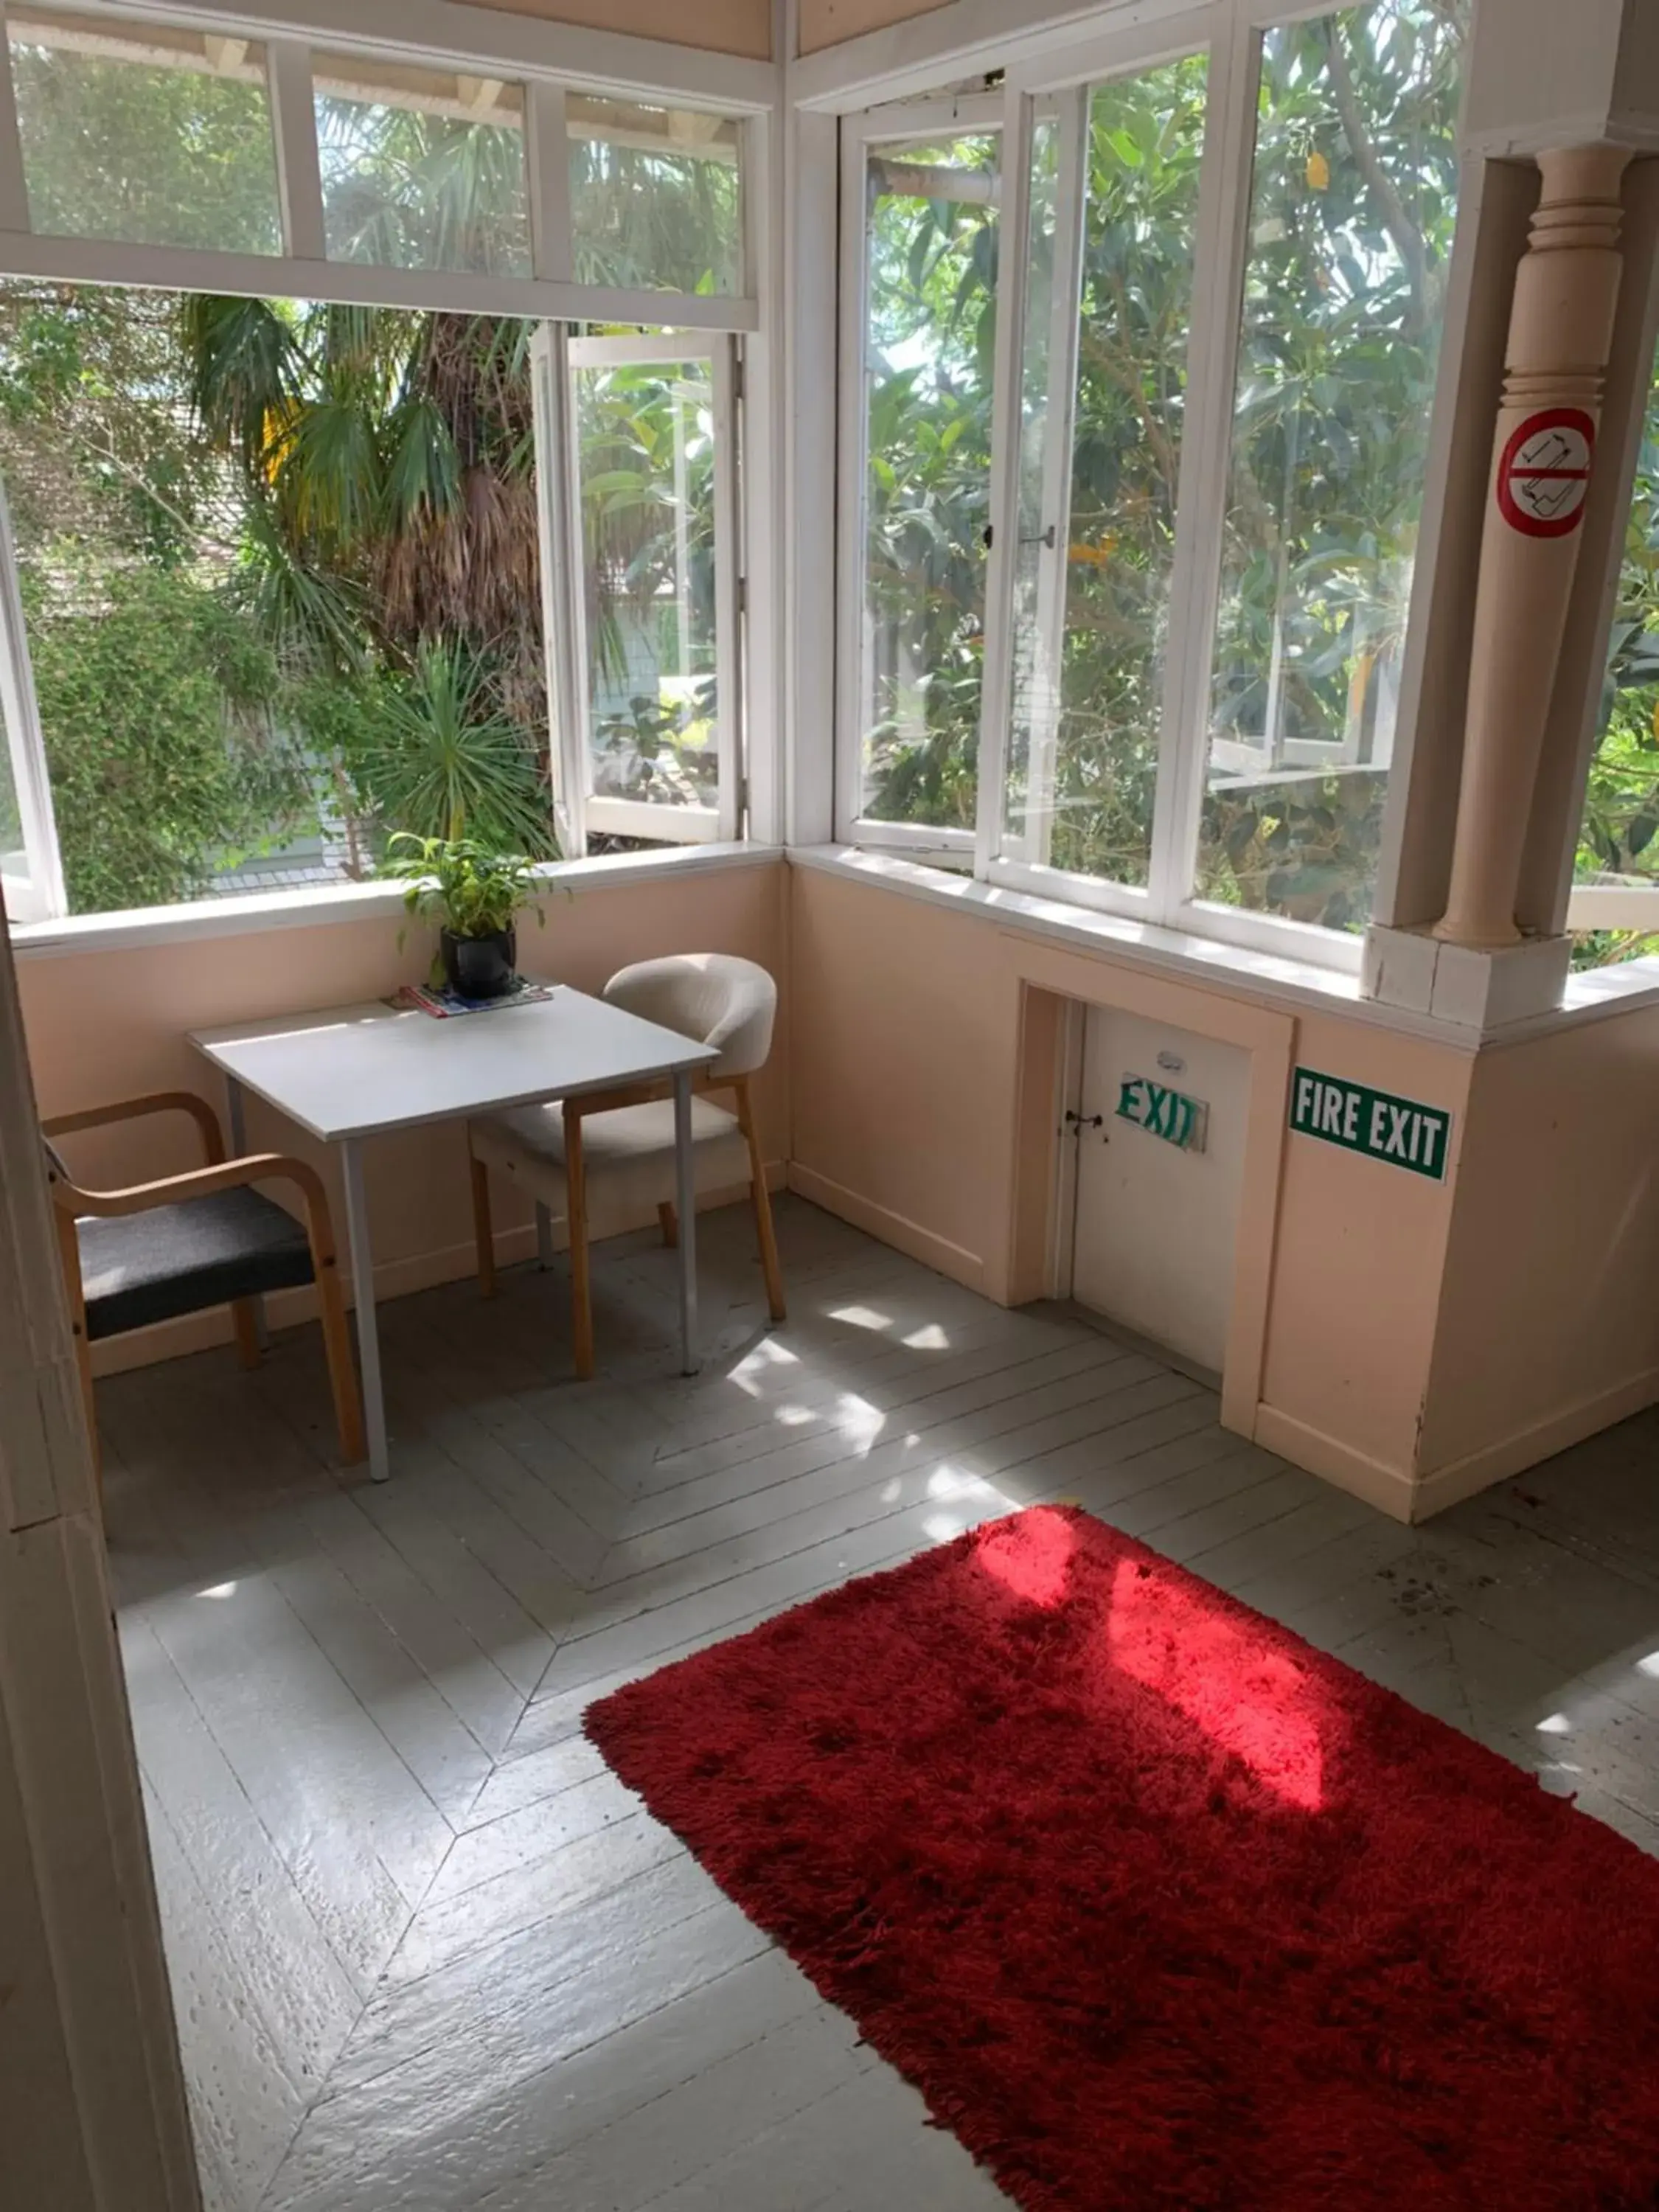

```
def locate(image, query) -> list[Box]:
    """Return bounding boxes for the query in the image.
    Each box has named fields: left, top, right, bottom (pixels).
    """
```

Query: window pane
left=857, top=133, right=998, bottom=830
left=568, top=97, right=742, bottom=296
left=1577, top=344, right=1659, bottom=891
left=315, top=58, right=531, bottom=276
left=0, top=689, right=27, bottom=918
left=1004, top=60, right=1207, bottom=886
left=7, top=10, right=281, bottom=254
left=0, top=282, right=552, bottom=917
left=572, top=355, right=723, bottom=822
left=1200, top=0, right=1469, bottom=931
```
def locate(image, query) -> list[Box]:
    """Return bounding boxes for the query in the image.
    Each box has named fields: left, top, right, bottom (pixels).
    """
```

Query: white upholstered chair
left=467, top=953, right=785, bottom=1377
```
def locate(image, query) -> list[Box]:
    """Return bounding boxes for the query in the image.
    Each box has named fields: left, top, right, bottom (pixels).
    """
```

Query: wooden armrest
left=43, top=1091, right=226, bottom=1164
left=46, top=1152, right=335, bottom=1256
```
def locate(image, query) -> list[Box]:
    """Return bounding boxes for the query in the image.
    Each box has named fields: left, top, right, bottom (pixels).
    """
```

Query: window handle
left=983, top=524, right=1057, bottom=551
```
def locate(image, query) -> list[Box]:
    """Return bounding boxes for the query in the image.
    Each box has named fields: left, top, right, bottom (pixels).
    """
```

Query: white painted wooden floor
left=101, top=1197, right=1659, bottom=2212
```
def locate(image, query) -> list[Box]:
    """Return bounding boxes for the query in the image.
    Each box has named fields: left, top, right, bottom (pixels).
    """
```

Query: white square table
left=190, top=990, right=718, bottom=1482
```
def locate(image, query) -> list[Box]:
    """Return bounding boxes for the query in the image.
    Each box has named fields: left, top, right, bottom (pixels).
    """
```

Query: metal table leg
left=339, top=1137, right=389, bottom=1482
left=673, top=1068, right=699, bottom=1376
left=223, top=1074, right=269, bottom=1351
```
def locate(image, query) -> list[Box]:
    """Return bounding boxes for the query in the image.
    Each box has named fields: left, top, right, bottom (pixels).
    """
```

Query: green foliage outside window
left=575, top=358, right=720, bottom=811
left=568, top=111, right=742, bottom=296
left=7, top=8, right=1659, bottom=949
left=315, top=81, right=531, bottom=276
left=859, top=136, right=998, bottom=832
left=8, top=27, right=283, bottom=254
left=860, top=0, right=1470, bottom=933
left=24, top=563, right=307, bottom=914
left=1006, top=60, right=1208, bottom=887
left=1580, top=417, right=1659, bottom=895
left=1198, top=1, right=1466, bottom=928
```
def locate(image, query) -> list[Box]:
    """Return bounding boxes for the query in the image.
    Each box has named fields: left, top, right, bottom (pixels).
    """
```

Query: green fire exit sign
left=1290, top=1068, right=1451, bottom=1181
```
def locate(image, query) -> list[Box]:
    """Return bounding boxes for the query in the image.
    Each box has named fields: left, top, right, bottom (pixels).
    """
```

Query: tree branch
left=67, top=420, right=240, bottom=560
left=1322, top=21, right=1432, bottom=339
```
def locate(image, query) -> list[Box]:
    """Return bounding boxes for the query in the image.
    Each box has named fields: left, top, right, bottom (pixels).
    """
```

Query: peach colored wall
left=788, top=866, right=1477, bottom=1519
left=798, top=0, right=952, bottom=55
left=469, top=0, right=772, bottom=60
left=26, top=853, right=1649, bottom=1516
left=1253, top=1012, right=1469, bottom=1508
left=789, top=868, right=1013, bottom=1290
left=18, top=859, right=787, bottom=1371
left=1416, top=1003, right=1659, bottom=1510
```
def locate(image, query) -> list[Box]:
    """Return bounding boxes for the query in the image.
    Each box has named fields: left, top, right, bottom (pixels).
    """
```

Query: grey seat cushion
left=78, top=1186, right=316, bottom=1341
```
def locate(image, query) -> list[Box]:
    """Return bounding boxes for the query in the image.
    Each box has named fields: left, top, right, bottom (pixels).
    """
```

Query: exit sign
left=1116, top=1074, right=1208, bottom=1153
left=1290, top=1068, right=1451, bottom=1181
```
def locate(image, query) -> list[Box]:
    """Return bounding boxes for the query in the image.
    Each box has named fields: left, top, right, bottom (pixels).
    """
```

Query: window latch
left=1065, top=1110, right=1104, bottom=1133
left=1021, top=524, right=1058, bottom=549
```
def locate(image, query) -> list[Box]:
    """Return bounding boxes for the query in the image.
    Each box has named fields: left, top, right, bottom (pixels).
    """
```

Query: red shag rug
left=585, top=1506, right=1659, bottom=2211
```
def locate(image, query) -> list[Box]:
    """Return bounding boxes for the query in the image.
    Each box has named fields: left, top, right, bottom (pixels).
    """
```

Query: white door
left=1070, top=1007, right=1250, bottom=1374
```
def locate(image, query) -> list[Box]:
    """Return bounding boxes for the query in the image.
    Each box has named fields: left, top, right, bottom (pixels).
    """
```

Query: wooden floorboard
left=95, top=1194, right=1659, bottom=2212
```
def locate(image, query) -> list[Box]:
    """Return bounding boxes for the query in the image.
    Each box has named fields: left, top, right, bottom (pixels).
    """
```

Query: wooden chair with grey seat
left=467, top=953, right=785, bottom=1378
left=43, top=1091, right=365, bottom=1479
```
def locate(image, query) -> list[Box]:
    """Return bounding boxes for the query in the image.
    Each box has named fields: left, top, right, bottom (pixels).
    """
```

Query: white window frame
left=832, top=0, right=1472, bottom=978
left=0, top=0, right=777, bottom=928
left=0, top=3, right=762, bottom=330
left=833, top=89, right=1004, bottom=860
left=978, top=12, right=1225, bottom=937
left=548, top=328, right=743, bottom=854
left=0, top=480, right=63, bottom=921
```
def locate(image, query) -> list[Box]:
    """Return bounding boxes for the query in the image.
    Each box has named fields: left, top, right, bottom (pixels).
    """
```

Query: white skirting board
left=784, top=1162, right=987, bottom=1297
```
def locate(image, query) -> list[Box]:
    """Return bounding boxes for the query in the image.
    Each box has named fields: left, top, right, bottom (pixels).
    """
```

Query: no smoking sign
left=1496, top=406, right=1594, bottom=538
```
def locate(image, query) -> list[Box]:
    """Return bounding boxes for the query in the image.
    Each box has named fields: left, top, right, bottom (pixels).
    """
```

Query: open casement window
left=835, top=97, right=1002, bottom=858
left=827, top=4, right=1461, bottom=967
left=0, top=481, right=64, bottom=922
left=534, top=327, right=743, bottom=852
left=989, top=55, right=1208, bottom=908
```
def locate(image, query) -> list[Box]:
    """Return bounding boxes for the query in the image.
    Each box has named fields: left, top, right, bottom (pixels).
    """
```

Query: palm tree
left=180, top=101, right=742, bottom=862
left=181, top=289, right=552, bottom=858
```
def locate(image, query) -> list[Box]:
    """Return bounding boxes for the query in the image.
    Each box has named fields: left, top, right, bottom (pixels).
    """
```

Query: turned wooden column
left=1434, top=145, right=1630, bottom=948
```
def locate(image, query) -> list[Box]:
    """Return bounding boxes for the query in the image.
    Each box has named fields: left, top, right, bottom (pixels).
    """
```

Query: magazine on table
left=386, top=978, right=558, bottom=1019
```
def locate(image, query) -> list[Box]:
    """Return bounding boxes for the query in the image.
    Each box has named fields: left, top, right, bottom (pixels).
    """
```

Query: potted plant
left=386, top=835, right=546, bottom=1001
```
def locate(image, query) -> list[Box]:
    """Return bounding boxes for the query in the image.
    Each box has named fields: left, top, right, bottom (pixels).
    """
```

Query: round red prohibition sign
left=1496, top=406, right=1595, bottom=538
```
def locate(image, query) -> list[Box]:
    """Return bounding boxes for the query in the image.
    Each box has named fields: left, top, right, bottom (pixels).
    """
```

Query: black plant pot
left=441, top=925, right=518, bottom=1001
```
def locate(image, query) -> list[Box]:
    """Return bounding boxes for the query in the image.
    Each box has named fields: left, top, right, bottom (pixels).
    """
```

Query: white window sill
left=8, top=841, right=778, bottom=961
left=789, top=846, right=1659, bottom=1048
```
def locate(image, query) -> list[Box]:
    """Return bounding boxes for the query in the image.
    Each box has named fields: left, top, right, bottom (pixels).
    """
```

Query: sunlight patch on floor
left=833, top=1393, right=886, bottom=1452
left=827, top=1305, right=892, bottom=1331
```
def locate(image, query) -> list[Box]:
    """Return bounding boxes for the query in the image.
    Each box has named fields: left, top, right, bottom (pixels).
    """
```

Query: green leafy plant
left=385, top=832, right=546, bottom=943
left=347, top=639, right=554, bottom=855
left=25, top=562, right=312, bottom=913
left=857, top=7, right=1469, bottom=928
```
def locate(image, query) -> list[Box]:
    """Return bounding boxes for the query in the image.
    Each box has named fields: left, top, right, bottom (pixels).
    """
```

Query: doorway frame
left=1001, top=940, right=1293, bottom=1436
left=0, top=912, right=200, bottom=2211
